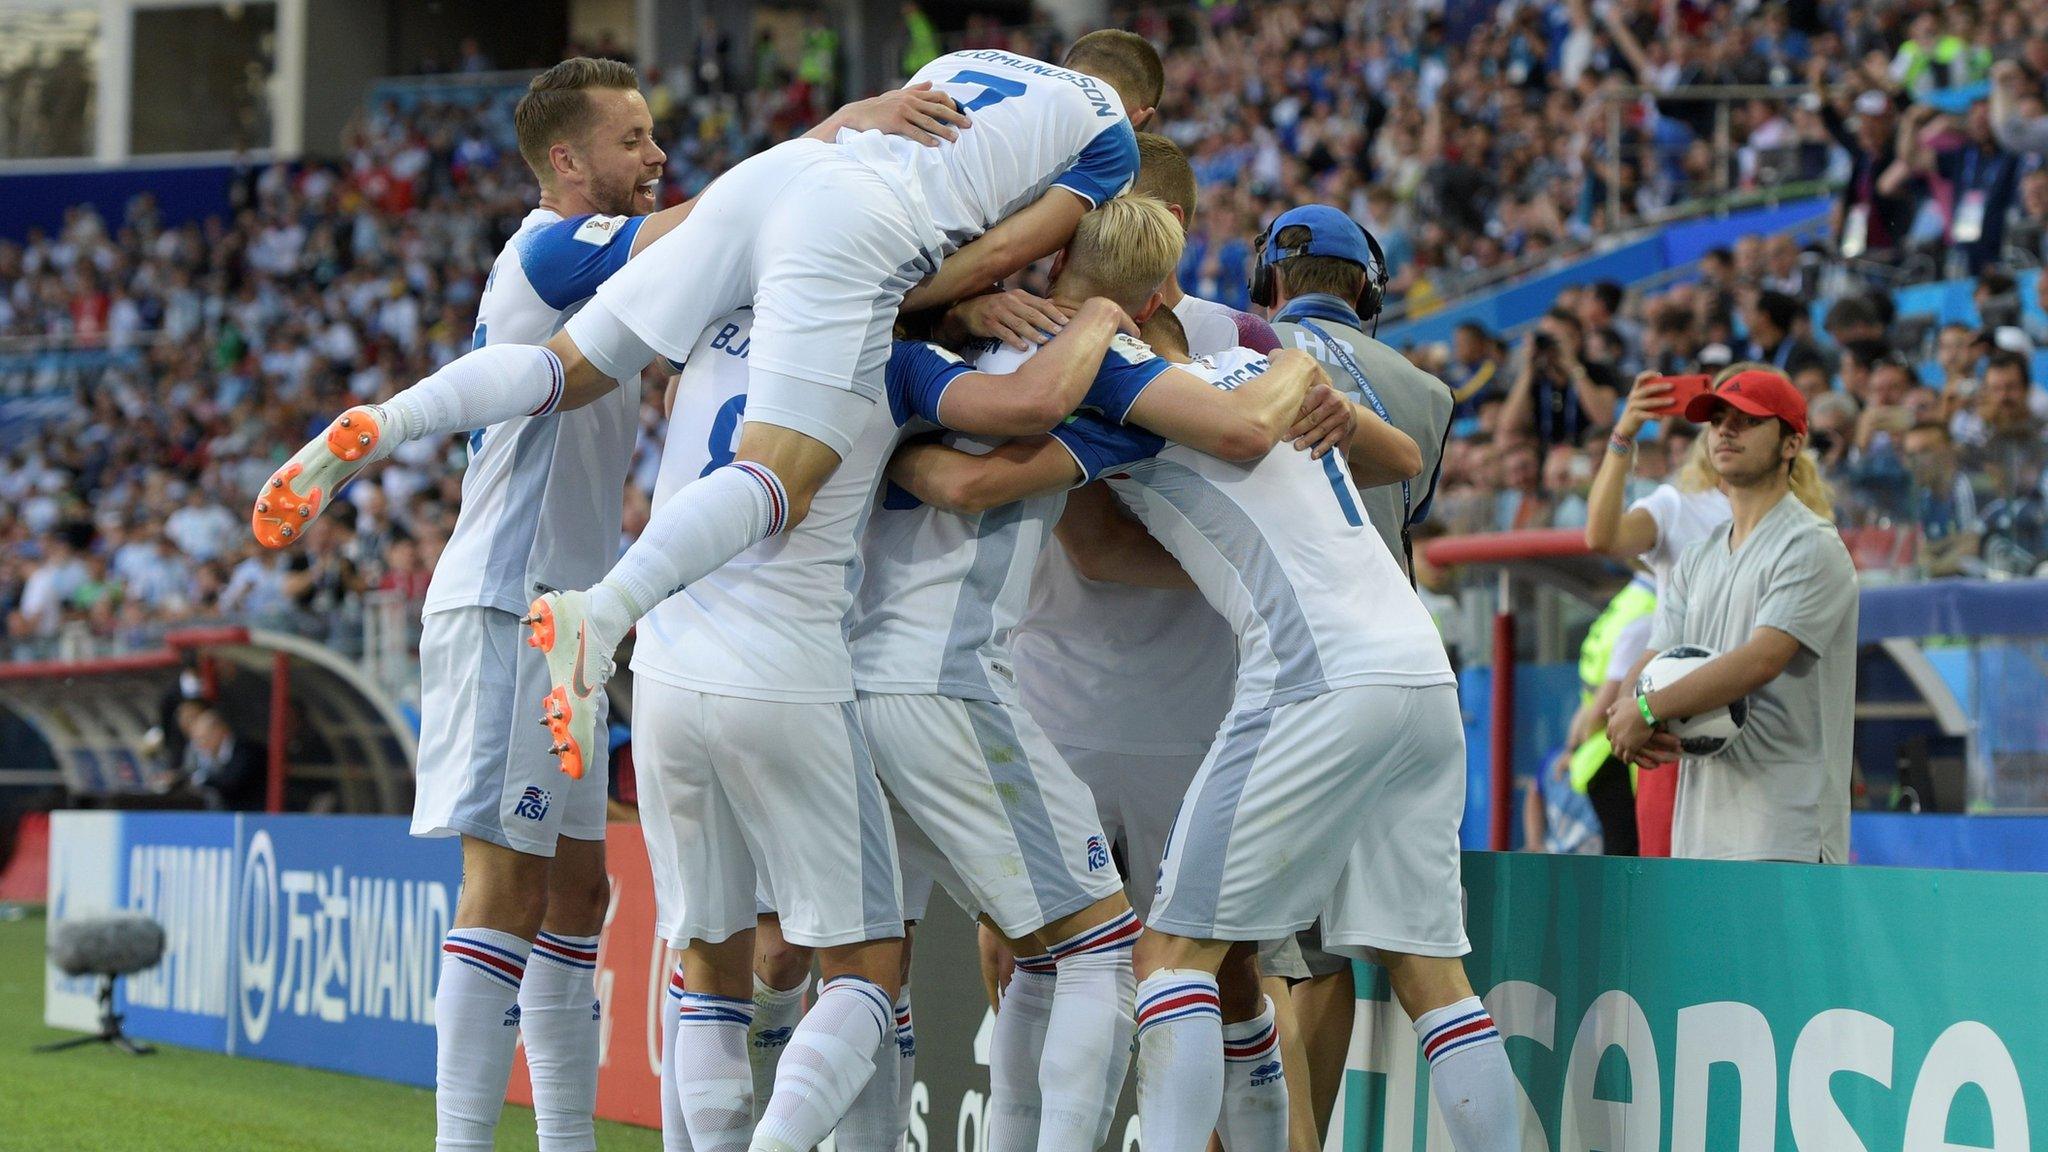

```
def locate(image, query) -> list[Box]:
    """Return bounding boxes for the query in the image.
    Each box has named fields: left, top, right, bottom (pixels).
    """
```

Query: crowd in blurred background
left=4, top=0, right=2048, bottom=665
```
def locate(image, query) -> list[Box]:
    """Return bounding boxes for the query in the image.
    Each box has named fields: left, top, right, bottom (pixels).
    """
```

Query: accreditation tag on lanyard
left=1841, top=205, right=1869, bottom=258
left=1952, top=190, right=1988, bottom=243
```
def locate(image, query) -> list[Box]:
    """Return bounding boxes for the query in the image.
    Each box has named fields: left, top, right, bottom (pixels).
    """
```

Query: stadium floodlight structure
left=37, top=912, right=167, bottom=1056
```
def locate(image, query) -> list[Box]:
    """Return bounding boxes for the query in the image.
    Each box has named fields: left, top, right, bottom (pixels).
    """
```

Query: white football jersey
left=1063, top=350, right=1455, bottom=712
left=1013, top=295, right=1257, bottom=754
left=838, top=49, right=1138, bottom=257
left=423, top=208, right=644, bottom=617
left=631, top=310, right=901, bottom=703
left=848, top=336, right=1168, bottom=703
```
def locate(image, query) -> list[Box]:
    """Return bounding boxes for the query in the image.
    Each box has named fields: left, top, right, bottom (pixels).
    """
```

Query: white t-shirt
left=1631, top=483, right=1732, bottom=602
left=1012, top=294, right=1255, bottom=755
left=838, top=49, right=1138, bottom=257
left=1061, top=349, right=1455, bottom=713
left=632, top=310, right=900, bottom=703
left=423, top=208, right=645, bottom=617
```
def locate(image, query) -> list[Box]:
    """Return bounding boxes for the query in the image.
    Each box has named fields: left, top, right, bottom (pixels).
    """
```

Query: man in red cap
left=1604, top=369, right=1859, bottom=863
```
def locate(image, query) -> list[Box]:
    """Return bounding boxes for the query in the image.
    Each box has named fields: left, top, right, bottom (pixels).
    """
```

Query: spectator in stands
left=1824, top=295, right=1890, bottom=348
left=1443, top=321, right=1502, bottom=430
left=1882, top=100, right=2021, bottom=274
left=11, top=535, right=87, bottom=639
left=163, top=485, right=241, bottom=563
left=1901, top=421, right=1984, bottom=576
left=1500, top=309, right=1622, bottom=450
left=1494, top=442, right=1552, bottom=532
left=1816, top=67, right=1915, bottom=261
left=1954, top=350, right=2048, bottom=504
left=1744, top=290, right=1830, bottom=378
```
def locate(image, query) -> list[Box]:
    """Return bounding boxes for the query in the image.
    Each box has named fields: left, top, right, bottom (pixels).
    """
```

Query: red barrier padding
left=0, top=811, right=50, bottom=903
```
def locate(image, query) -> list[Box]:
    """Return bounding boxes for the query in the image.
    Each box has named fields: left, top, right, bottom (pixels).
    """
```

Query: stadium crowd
left=5, top=0, right=2048, bottom=663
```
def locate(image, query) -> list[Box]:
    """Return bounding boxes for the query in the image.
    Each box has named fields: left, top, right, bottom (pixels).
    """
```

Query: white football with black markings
left=1638, top=645, right=1748, bottom=756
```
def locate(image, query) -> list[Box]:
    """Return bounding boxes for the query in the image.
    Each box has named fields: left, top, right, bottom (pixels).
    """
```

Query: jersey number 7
left=945, top=70, right=1028, bottom=112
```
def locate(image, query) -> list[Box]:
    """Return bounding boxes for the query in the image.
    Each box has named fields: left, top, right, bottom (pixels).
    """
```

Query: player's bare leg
left=1130, top=931, right=1233, bottom=1152
left=749, top=936, right=905, bottom=1152
left=435, top=838, right=552, bottom=1151
left=838, top=928, right=918, bottom=1152
left=1380, top=952, right=1516, bottom=1152
left=672, top=932, right=763, bottom=1152
left=524, top=837, right=610, bottom=1152
left=254, top=328, right=616, bottom=549
left=750, top=916, right=814, bottom=1119
left=531, top=421, right=845, bottom=778
left=1292, top=967, right=1355, bottom=1144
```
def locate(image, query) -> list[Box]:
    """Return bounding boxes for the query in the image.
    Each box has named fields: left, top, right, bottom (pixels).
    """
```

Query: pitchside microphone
left=38, top=913, right=167, bottom=1056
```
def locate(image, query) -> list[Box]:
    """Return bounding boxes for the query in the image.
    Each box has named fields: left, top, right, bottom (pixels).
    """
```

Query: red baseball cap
left=1684, top=368, right=1808, bottom=435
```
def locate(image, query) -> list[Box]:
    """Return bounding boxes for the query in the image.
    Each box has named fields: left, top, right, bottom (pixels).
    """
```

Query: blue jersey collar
left=1273, top=293, right=1363, bottom=329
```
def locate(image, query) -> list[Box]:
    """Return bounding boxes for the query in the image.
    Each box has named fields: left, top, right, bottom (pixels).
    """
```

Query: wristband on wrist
left=1636, top=692, right=1659, bottom=727
left=1608, top=433, right=1635, bottom=457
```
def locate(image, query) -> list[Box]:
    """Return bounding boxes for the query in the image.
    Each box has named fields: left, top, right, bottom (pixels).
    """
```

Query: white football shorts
left=1054, top=742, right=1206, bottom=923
left=634, top=679, right=903, bottom=949
left=859, top=693, right=1123, bottom=940
left=1149, top=683, right=1468, bottom=954
left=412, top=606, right=608, bottom=856
left=565, top=137, right=934, bottom=459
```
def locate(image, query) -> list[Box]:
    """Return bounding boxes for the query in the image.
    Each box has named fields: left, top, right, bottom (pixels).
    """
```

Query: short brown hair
left=1063, top=30, right=1164, bottom=113
left=1066, top=194, right=1184, bottom=312
left=1133, top=133, right=1196, bottom=226
left=515, top=56, right=642, bottom=183
left=1273, top=224, right=1365, bottom=301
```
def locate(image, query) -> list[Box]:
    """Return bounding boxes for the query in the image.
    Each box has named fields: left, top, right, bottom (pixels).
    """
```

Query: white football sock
left=834, top=1029, right=901, bottom=1152
left=661, top=964, right=695, bottom=1152
left=749, top=973, right=810, bottom=1121
left=835, top=981, right=919, bottom=1152
left=1133, top=969, right=1224, bottom=1152
left=893, top=988, right=918, bottom=1145
left=1040, top=912, right=1140, bottom=1152
left=1217, top=996, right=1287, bottom=1152
left=586, top=461, right=789, bottom=642
left=988, top=958, right=1056, bottom=1152
left=750, top=975, right=892, bottom=1152
left=383, top=344, right=566, bottom=442
left=434, top=927, right=532, bottom=1152
left=522, top=931, right=603, bottom=1152
left=1416, top=998, right=1518, bottom=1152
left=675, top=990, right=758, bottom=1152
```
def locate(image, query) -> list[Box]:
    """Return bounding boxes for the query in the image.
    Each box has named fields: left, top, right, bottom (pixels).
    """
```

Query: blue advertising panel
left=232, top=815, right=460, bottom=1086
left=113, top=812, right=238, bottom=1053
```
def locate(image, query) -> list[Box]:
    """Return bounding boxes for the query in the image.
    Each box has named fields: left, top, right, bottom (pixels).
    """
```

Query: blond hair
left=1703, top=361, right=1832, bottom=517
left=1065, top=194, right=1184, bottom=312
left=515, top=57, right=642, bottom=184
left=1134, top=133, right=1197, bottom=227
left=1675, top=432, right=1718, bottom=494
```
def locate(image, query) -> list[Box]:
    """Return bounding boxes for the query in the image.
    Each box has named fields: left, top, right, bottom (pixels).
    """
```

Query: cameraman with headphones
left=1258, top=205, right=1454, bottom=581
left=1251, top=205, right=1457, bottom=1146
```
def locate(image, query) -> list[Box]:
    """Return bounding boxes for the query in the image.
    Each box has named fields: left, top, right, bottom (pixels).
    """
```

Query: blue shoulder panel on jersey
left=885, top=340, right=975, bottom=427
left=1051, top=119, right=1139, bottom=208
left=1050, top=412, right=1164, bottom=482
left=518, top=213, right=647, bottom=311
left=1082, top=346, right=1173, bottom=423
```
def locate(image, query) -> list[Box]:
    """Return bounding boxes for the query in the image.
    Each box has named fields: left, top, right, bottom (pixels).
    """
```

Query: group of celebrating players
left=250, top=29, right=1518, bottom=1152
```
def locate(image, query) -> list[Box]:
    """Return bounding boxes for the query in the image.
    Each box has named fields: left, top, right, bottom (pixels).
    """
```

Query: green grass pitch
left=0, top=908, right=662, bottom=1151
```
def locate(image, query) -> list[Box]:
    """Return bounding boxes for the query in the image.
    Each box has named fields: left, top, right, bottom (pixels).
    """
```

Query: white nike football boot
left=525, top=589, right=616, bottom=780
left=250, top=405, right=396, bottom=549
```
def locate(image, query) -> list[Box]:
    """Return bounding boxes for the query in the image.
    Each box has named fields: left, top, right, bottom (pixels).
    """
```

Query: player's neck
left=1725, top=479, right=1790, bottom=549
left=1159, top=276, right=1186, bottom=309
left=537, top=186, right=599, bottom=219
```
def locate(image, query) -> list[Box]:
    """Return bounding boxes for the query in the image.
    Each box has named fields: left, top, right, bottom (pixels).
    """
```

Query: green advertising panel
left=1343, top=853, right=2045, bottom=1152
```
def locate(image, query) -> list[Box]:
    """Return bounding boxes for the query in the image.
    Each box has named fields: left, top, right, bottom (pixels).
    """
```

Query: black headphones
left=1247, top=215, right=1391, bottom=321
